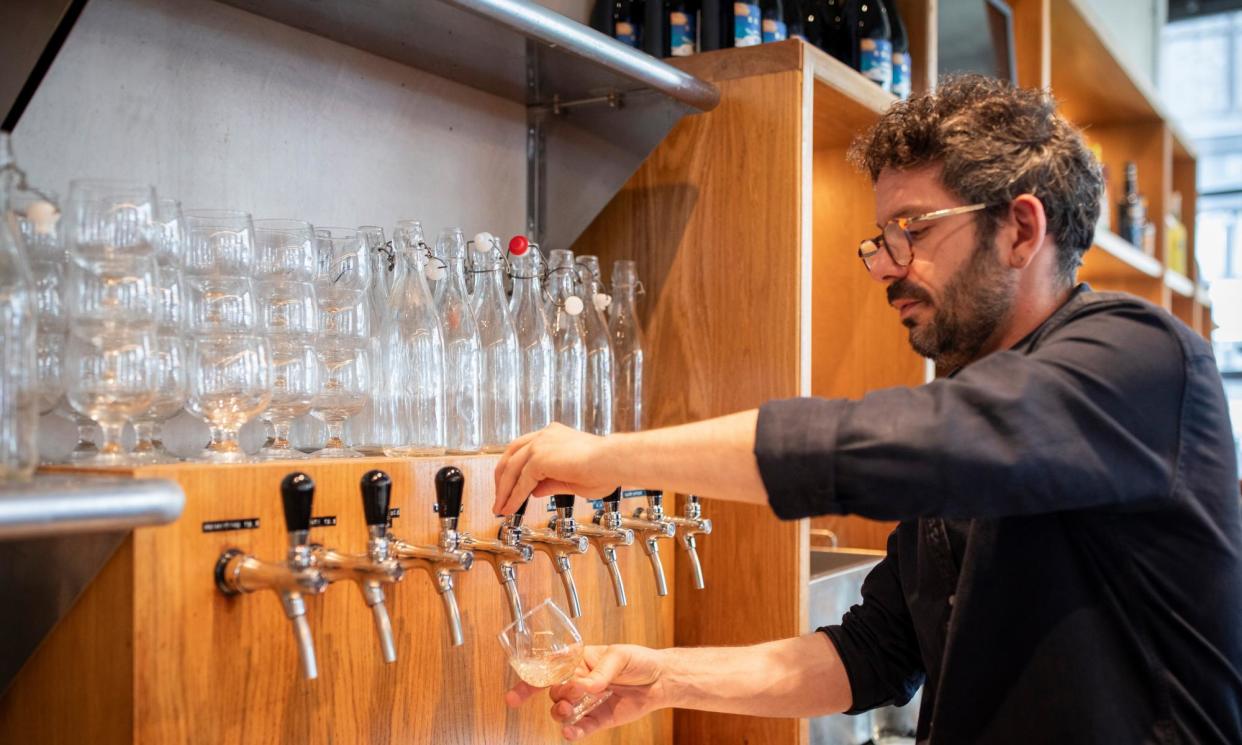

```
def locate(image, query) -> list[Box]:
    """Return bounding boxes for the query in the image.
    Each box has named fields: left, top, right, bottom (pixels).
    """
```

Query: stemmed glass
left=132, top=198, right=188, bottom=463
left=314, top=227, right=372, bottom=319
left=310, top=301, right=369, bottom=458
left=183, top=209, right=271, bottom=462
left=497, top=598, right=611, bottom=727
left=62, top=181, right=160, bottom=464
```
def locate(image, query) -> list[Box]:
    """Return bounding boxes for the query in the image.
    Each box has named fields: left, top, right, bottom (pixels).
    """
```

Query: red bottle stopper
left=508, top=235, right=529, bottom=256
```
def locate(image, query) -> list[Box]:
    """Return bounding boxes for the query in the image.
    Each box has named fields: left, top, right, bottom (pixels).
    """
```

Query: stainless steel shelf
left=0, top=473, right=183, bottom=540
left=213, top=0, right=721, bottom=252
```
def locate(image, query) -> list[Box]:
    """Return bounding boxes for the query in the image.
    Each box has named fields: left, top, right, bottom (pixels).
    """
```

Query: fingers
left=494, top=431, right=538, bottom=500
left=493, top=439, right=536, bottom=514
left=571, top=646, right=629, bottom=695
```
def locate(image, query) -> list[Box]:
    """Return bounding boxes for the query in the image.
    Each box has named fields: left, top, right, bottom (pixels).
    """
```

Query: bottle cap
left=593, top=292, right=611, bottom=312
left=564, top=296, right=584, bottom=316
left=473, top=232, right=494, bottom=253
left=508, top=235, right=529, bottom=256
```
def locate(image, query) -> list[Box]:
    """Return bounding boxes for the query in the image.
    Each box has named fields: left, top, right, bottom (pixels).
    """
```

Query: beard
left=888, top=238, right=1018, bottom=371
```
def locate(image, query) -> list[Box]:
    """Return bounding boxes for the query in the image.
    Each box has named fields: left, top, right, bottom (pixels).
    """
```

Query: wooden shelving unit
left=573, top=26, right=931, bottom=741
left=1015, top=0, right=1212, bottom=338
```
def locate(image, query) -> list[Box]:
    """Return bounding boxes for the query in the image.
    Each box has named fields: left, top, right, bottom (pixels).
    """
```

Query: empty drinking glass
left=131, top=334, right=187, bottom=463
left=254, top=219, right=317, bottom=283
left=64, top=326, right=156, bottom=464
left=310, top=335, right=369, bottom=459
left=258, top=338, right=320, bottom=460
left=182, top=210, right=255, bottom=276
left=314, top=227, right=372, bottom=315
left=11, top=184, right=66, bottom=416
left=186, top=332, right=272, bottom=462
left=63, top=179, right=156, bottom=261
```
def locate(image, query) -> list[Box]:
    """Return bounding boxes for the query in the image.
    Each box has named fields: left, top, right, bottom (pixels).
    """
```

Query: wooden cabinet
left=1014, top=0, right=1212, bottom=338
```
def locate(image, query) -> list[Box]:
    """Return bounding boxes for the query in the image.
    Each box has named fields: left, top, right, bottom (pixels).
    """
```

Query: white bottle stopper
left=593, top=292, right=611, bottom=312
left=425, top=262, right=446, bottom=281
left=473, top=232, right=494, bottom=254
left=27, top=200, right=59, bottom=236
left=564, top=295, right=584, bottom=316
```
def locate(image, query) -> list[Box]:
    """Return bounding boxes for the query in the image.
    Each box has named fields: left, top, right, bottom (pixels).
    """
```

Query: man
left=492, top=76, right=1242, bottom=744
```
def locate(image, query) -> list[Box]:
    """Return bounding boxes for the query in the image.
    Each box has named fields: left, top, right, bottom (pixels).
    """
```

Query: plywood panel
left=5, top=457, right=672, bottom=745
left=1011, top=0, right=1050, bottom=89
left=896, top=0, right=937, bottom=93
left=573, top=66, right=809, bottom=745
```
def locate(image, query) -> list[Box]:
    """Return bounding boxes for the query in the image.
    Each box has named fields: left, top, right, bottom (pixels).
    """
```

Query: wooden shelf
left=1090, top=228, right=1163, bottom=278
left=1164, top=269, right=1195, bottom=299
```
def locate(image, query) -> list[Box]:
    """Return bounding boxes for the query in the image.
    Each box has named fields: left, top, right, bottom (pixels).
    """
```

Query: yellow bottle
left=1165, top=191, right=1189, bottom=276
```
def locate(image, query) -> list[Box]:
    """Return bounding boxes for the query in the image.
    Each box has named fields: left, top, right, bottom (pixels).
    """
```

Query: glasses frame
left=858, top=203, right=991, bottom=271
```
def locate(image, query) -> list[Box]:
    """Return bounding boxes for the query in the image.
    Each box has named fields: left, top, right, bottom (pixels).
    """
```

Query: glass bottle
left=472, top=233, right=519, bottom=452
left=547, top=249, right=586, bottom=430
left=609, top=259, right=645, bottom=432
left=507, top=236, right=553, bottom=435
left=576, top=255, right=614, bottom=436
left=435, top=227, right=481, bottom=453
left=0, top=133, right=40, bottom=479
left=376, top=220, right=445, bottom=455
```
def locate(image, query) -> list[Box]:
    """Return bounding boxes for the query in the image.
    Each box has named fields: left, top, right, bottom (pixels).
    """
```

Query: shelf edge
left=1091, top=228, right=1163, bottom=279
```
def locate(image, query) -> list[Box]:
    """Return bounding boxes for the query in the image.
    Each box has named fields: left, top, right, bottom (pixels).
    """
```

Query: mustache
left=887, top=279, right=933, bottom=306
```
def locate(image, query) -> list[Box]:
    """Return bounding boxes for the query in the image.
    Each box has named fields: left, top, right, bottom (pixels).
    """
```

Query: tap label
left=201, top=517, right=260, bottom=533
left=310, top=515, right=337, bottom=528
left=388, top=507, right=400, bottom=526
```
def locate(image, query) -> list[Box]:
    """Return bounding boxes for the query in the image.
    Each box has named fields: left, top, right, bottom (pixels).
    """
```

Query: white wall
left=1079, top=0, right=1167, bottom=85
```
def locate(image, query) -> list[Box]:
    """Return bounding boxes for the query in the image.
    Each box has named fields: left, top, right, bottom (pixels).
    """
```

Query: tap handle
left=603, top=488, right=622, bottom=506
left=648, top=490, right=664, bottom=509
left=360, top=469, right=392, bottom=528
left=281, top=472, right=315, bottom=534
left=688, top=494, right=700, bottom=505
left=435, top=466, right=465, bottom=519
left=554, top=493, right=575, bottom=518
left=511, top=498, right=530, bottom=528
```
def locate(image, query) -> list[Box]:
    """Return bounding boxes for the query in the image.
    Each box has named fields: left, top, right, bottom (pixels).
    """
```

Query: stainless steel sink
left=808, top=548, right=920, bottom=745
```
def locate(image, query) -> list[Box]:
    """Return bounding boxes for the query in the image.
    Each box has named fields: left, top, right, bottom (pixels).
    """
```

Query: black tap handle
left=511, top=498, right=530, bottom=528
left=648, top=490, right=664, bottom=508
left=603, top=488, right=622, bottom=505
left=554, top=493, right=575, bottom=518
left=281, top=472, right=315, bottom=533
left=360, top=469, right=392, bottom=528
left=688, top=494, right=700, bottom=505
left=435, top=466, right=465, bottom=519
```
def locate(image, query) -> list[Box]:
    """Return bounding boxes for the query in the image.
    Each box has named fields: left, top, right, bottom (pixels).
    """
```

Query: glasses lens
left=859, top=238, right=881, bottom=270
left=883, top=223, right=913, bottom=266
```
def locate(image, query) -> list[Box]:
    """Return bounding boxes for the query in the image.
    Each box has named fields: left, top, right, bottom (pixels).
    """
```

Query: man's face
left=871, top=165, right=1017, bottom=370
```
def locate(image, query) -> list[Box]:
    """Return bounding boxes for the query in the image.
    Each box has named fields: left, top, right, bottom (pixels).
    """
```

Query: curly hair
left=848, top=75, right=1103, bottom=283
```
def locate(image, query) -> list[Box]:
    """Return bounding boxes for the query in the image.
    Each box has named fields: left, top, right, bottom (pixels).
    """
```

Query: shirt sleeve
left=821, top=528, right=926, bottom=713
left=756, top=302, right=1188, bottom=521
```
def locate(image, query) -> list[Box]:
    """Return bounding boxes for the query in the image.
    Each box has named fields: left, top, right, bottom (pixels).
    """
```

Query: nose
left=866, top=244, right=908, bottom=284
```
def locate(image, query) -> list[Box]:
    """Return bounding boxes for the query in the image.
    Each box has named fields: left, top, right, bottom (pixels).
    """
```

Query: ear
left=1005, top=194, right=1049, bottom=269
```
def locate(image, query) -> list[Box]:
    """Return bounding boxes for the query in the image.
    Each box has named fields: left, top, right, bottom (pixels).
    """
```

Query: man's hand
left=492, top=424, right=621, bottom=515
left=505, top=644, right=665, bottom=741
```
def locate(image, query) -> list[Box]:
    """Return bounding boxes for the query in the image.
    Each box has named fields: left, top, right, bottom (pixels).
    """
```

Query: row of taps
left=213, top=467, right=713, bottom=680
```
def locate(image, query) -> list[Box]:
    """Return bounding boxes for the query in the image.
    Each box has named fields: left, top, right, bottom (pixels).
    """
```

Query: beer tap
left=667, top=494, right=713, bottom=590
left=523, top=494, right=590, bottom=618
left=575, top=488, right=635, bottom=607
left=620, top=490, right=677, bottom=597
left=458, top=477, right=534, bottom=626
left=311, top=471, right=405, bottom=663
left=215, top=472, right=329, bottom=680
left=390, top=466, right=474, bottom=647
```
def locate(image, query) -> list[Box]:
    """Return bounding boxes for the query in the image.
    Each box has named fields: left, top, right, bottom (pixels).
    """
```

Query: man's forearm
left=603, top=409, right=768, bottom=507
left=654, top=632, right=852, bottom=718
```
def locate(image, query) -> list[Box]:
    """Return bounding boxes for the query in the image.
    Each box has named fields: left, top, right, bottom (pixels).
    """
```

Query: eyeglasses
left=858, top=203, right=990, bottom=272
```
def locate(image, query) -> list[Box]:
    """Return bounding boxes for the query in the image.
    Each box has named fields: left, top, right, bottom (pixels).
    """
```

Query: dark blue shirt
left=755, top=286, right=1242, bottom=744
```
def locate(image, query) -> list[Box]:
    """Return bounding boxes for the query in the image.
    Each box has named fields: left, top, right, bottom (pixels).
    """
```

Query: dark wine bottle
left=613, top=0, right=644, bottom=48
left=783, top=0, right=807, bottom=41
left=644, top=0, right=668, bottom=56
left=882, top=0, right=910, bottom=98
left=668, top=0, right=700, bottom=57
left=818, top=0, right=856, bottom=68
left=852, top=0, right=892, bottom=90
left=591, top=0, right=615, bottom=36
left=762, top=0, right=788, bottom=42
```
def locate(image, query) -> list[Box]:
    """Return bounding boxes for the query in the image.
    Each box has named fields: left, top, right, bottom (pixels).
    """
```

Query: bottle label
left=762, top=18, right=787, bottom=43
left=892, top=51, right=912, bottom=99
left=615, top=21, right=639, bottom=48
left=734, top=2, right=762, bottom=47
left=670, top=11, right=696, bottom=56
left=860, top=38, right=893, bottom=91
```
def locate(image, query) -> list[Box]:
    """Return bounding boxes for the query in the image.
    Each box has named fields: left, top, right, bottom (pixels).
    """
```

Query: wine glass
left=254, top=219, right=317, bottom=283
left=186, top=333, right=272, bottom=462
left=63, top=180, right=156, bottom=261
left=497, top=598, right=611, bottom=727
left=182, top=209, right=255, bottom=276
left=131, top=334, right=188, bottom=463
left=257, top=339, right=321, bottom=460
left=309, top=336, right=369, bottom=459
left=64, top=326, right=156, bottom=464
